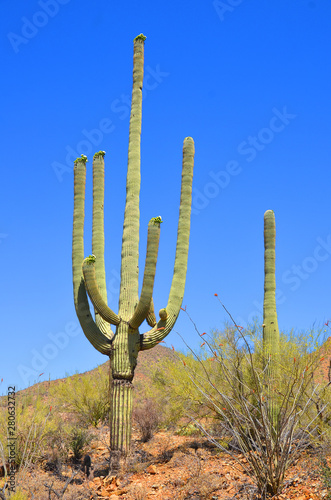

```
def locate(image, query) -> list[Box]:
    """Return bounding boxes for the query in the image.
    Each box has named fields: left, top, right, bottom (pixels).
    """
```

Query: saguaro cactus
left=263, top=210, right=280, bottom=353
left=72, top=34, right=195, bottom=455
left=263, top=209, right=280, bottom=430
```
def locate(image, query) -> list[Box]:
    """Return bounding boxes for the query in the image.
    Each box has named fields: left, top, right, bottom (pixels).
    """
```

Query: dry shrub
left=133, top=398, right=160, bottom=442
left=176, top=472, right=227, bottom=499
left=127, top=482, right=149, bottom=500
left=170, top=450, right=226, bottom=500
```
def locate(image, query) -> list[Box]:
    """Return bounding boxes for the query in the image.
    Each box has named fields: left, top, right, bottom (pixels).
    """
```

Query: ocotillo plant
left=72, top=34, right=195, bottom=455
left=263, top=209, right=280, bottom=431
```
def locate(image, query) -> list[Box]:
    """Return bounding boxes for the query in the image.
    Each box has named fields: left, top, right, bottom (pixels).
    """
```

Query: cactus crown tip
left=85, top=254, right=96, bottom=264
left=74, top=154, right=88, bottom=165
left=134, top=33, right=147, bottom=42
left=264, top=209, right=275, bottom=217
left=151, top=216, right=163, bottom=224
left=93, top=150, right=106, bottom=159
left=184, top=137, right=195, bottom=151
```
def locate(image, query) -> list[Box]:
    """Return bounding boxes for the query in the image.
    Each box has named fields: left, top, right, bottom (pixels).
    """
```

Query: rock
left=93, top=477, right=102, bottom=488
left=103, top=475, right=116, bottom=487
left=100, top=486, right=110, bottom=497
left=112, top=489, right=127, bottom=496
left=146, top=464, right=157, bottom=474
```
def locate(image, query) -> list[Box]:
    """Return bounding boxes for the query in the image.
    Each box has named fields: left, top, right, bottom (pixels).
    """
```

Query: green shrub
left=176, top=422, right=202, bottom=437
left=68, top=428, right=92, bottom=461
left=4, top=490, right=29, bottom=500
left=51, top=367, right=110, bottom=427
left=179, top=316, right=329, bottom=497
left=319, top=458, right=331, bottom=500
left=0, top=386, right=53, bottom=469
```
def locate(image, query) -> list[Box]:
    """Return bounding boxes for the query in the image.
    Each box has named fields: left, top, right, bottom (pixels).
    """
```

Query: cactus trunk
left=72, top=34, right=195, bottom=458
left=263, top=210, right=280, bottom=432
left=263, top=210, right=279, bottom=354
left=110, top=379, right=133, bottom=454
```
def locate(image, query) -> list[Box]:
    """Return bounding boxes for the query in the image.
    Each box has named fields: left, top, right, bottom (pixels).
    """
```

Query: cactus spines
left=72, top=34, right=194, bottom=455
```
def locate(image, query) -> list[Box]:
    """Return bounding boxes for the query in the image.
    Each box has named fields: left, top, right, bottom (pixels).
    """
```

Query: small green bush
left=176, top=422, right=203, bottom=437
left=51, top=367, right=110, bottom=427
left=4, top=490, right=29, bottom=500
left=319, top=458, right=331, bottom=500
left=68, top=428, right=92, bottom=461
left=0, top=387, right=53, bottom=469
left=179, top=317, right=329, bottom=497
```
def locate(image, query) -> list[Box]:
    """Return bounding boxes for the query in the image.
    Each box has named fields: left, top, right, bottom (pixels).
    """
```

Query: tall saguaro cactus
left=263, top=209, right=280, bottom=430
left=263, top=210, right=280, bottom=353
left=72, top=34, right=195, bottom=455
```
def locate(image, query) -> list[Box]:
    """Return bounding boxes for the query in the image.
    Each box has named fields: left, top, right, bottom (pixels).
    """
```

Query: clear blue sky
left=1, top=0, right=331, bottom=391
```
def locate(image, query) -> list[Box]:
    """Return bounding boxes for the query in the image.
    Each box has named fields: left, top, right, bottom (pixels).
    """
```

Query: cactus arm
left=263, top=210, right=280, bottom=355
left=72, top=156, right=113, bottom=354
left=129, top=217, right=161, bottom=329
left=118, top=35, right=146, bottom=320
left=138, top=322, right=167, bottom=351
left=166, top=137, right=195, bottom=314
left=92, top=151, right=113, bottom=335
left=146, top=298, right=157, bottom=327
left=82, top=256, right=121, bottom=325
left=139, top=137, right=195, bottom=350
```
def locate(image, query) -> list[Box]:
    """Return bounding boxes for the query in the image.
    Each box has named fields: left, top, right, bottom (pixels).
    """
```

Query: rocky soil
left=1, top=427, right=329, bottom=499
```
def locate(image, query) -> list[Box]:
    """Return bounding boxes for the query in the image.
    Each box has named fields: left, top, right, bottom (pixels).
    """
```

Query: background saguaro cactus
left=263, top=209, right=280, bottom=431
left=72, top=34, right=195, bottom=455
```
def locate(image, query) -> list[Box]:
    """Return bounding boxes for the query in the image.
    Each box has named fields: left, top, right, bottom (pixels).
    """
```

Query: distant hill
left=11, top=344, right=177, bottom=403
left=6, top=337, right=331, bottom=406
